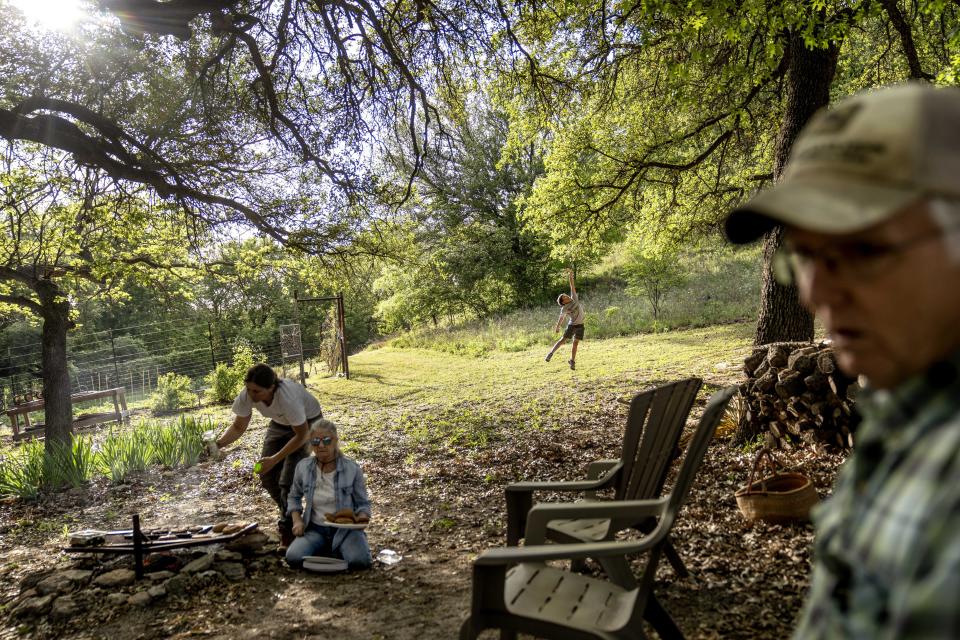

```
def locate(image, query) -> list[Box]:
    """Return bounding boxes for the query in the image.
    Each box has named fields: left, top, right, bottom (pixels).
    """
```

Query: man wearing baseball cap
left=726, top=83, right=960, bottom=637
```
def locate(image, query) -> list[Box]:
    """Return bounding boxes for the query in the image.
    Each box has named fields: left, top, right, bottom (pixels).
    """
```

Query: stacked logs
left=735, top=342, right=860, bottom=451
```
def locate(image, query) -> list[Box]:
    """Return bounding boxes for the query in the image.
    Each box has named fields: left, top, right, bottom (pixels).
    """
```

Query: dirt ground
left=0, top=374, right=844, bottom=640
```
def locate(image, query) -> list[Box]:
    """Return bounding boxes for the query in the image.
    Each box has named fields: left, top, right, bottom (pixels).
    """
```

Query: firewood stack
left=735, top=342, right=861, bottom=451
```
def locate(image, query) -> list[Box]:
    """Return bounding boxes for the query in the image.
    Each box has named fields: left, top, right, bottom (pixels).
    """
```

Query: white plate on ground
left=303, top=556, right=348, bottom=573
left=322, top=521, right=369, bottom=530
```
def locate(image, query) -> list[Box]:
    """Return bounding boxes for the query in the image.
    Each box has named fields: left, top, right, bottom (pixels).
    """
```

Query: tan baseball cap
left=725, top=83, right=960, bottom=244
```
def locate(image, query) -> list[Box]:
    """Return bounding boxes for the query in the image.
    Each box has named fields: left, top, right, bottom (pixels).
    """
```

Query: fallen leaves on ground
left=0, top=371, right=844, bottom=639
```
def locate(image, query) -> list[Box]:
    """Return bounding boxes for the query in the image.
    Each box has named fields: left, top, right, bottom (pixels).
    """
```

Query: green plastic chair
left=461, top=385, right=735, bottom=640
left=505, top=378, right=703, bottom=582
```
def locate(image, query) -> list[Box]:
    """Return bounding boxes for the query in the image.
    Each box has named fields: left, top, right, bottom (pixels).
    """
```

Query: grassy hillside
left=312, top=322, right=755, bottom=458
left=384, top=243, right=761, bottom=357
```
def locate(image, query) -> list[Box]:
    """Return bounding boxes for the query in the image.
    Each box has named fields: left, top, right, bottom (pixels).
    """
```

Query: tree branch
left=0, top=104, right=297, bottom=249
left=878, top=0, right=934, bottom=80
left=0, top=293, right=42, bottom=315
left=98, top=0, right=237, bottom=38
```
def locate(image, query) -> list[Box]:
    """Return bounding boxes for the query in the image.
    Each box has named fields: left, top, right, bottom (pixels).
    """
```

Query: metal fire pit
left=63, top=514, right=259, bottom=579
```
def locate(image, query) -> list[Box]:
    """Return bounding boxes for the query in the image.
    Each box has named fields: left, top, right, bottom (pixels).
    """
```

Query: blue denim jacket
left=286, top=454, right=371, bottom=549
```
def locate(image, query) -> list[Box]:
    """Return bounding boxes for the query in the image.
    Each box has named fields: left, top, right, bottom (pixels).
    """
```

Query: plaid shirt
left=794, top=352, right=960, bottom=639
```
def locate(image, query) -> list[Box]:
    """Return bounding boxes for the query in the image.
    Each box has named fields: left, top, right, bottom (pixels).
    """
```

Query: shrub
left=205, top=363, right=238, bottom=404
left=96, top=427, right=152, bottom=484
left=96, top=431, right=130, bottom=484
left=625, top=251, right=687, bottom=321
left=151, top=372, right=195, bottom=413
left=0, top=440, right=45, bottom=500
left=125, top=424, right=154, bottom=474
left=176, top=415, right=209, bottom=467
left=205, top=342, right=258, bottom=403
left=149, top=422, right=181, bottom=468
left=43, top=436, right=95, bottom=490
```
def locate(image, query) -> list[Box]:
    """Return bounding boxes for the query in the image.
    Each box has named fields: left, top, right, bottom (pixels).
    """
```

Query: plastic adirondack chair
left=461, top=386, right=735, bottom=640
left=505, top=378, right=703, bottom=581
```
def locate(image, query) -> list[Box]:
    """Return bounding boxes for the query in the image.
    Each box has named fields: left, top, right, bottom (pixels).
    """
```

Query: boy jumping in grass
left=545, top=268, right=585, bottom=370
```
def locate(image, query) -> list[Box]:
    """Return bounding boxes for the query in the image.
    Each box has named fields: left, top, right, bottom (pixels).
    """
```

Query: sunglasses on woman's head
left=311, top=436, right=333, bottom=446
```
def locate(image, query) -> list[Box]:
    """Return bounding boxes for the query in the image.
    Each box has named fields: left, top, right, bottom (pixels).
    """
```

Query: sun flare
left=7, top=0, right=86, bottom=31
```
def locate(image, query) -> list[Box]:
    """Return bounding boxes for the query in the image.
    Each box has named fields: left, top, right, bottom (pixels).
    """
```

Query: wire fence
left=0, top=315, right=328, bottom=413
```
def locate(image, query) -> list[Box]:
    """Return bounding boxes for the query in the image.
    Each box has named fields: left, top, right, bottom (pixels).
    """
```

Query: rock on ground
left=181, top=554, right=214, bottom=574
left=13, top=594, right=54, bottom=618
left=93, top=569, right=136, bottom=588
left=50, top=595, right=80, bottom=620
left=218, top=562, right=245, bottom=581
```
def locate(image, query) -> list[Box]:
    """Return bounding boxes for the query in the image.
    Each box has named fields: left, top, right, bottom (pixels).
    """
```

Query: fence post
left=337, top=292, right=349, bottom=379
left=109, top=329, right=120, bottom=391
left=293, top=291, right=306, bottom=385
left=207, top=321, right=216, bottom=370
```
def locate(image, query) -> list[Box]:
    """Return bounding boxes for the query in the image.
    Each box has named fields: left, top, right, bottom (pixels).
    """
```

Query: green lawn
left=1, top=322, right=755, bottom=476
left=311, top=322, right=754, bottom=431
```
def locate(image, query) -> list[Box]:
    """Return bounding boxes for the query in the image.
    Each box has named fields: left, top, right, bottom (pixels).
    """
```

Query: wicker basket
left=735, top=448, right=819, bottom=524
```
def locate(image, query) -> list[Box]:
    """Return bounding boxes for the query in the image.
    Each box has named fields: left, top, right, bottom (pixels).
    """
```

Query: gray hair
left=309, top=418, right=338, bottom=437
left=303, top=418, right=338, bottom=455
left=928, top=197, right=960, bottom=263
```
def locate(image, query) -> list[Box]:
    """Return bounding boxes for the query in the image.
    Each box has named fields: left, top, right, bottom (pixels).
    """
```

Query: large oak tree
left=500, top=0, right=959, bottom=344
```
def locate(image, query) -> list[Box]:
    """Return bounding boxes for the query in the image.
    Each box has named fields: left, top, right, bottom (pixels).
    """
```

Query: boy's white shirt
left=557, top=291, right=585, bottom=326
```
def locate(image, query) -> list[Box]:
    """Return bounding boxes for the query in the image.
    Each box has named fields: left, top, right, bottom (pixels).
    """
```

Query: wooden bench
left=5, top=387, right=130, bottom=440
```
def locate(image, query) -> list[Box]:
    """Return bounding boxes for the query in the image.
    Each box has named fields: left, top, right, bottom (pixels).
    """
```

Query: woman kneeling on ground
left=286, top=419, right=372, bottom=570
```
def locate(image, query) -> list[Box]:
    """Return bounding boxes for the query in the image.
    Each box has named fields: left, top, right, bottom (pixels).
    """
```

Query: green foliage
left=124, top=425, right=153, bottom=475
left=205, top=363, right=236, bottom=404
left=741, top=434, right=767, bottom=455
left=432, top=517, right=457, bottom=531
left=0, top=440, right=44, bottom=500
left=148, top=423, right=181, bottom=468
left=175, top=415, right=210, bottom=467
left=151, top=373, right=195, bottom=413
left=43, top=436, right=95, bottom=490
left=231, top=342, right=257, bottom=379
left=624, top=242, right=687, bottom=321
left=0, top=436, right=96, bottom=498
left=93, top=432, right=127, bottom=484
left=96, top=428, right=150, bottom=484
left=95, top=416, right=211, bottom=484
left=507, top=0, right=960, bottom=288
left=376, top=104, right=554, bottom=334
left=205, top=341, right=258, bottom=403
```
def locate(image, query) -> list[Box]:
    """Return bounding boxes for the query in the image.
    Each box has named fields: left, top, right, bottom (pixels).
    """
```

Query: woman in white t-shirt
left=215, top=363, right=323, bottom=546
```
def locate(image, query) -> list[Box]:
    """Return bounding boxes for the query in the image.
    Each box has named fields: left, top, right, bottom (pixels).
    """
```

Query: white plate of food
left=322, top=509, right=369, bottom=529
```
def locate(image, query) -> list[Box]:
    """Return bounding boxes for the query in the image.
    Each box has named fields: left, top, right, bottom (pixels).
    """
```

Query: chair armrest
left=524, top=497, right=670, bottom=544
left=586, top=459, right=620, bottom=480
left=506, top=468, right=623, bottom=492
left=584, top=459, right=620, bottom=499
left=506, top=461, right=623, bottom=494
left=475, top=539, right=653, bottom=566
left=504, top=463, right=624, bottom=545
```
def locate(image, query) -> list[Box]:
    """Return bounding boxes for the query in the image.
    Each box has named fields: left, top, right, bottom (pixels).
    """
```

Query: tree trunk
left=755, top=31, right=840, bottom=346
left=36, top=279, right=74, bottom=450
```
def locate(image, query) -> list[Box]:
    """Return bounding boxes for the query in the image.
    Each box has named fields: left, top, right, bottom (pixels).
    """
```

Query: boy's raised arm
left=568, top=268, right=576, bottom=297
